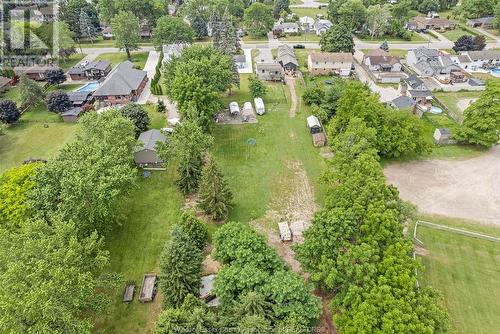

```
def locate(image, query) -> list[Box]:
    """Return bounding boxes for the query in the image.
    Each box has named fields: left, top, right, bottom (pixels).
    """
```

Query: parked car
left=293, top=44, right=305, bottom=49
left=318, top=4, right=327, bottom=9
left=324, top=80, right=333, bottom=85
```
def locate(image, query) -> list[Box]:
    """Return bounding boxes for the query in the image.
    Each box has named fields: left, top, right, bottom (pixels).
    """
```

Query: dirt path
left=286, top=77, right=298, bottom=117
left=384, top=146, right=500, bottom=225
left=456, top=98, right=477, bottom=112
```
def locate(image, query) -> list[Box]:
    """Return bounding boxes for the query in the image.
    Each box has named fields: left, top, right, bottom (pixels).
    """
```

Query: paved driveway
left=384, top=146, right=500, bottom=225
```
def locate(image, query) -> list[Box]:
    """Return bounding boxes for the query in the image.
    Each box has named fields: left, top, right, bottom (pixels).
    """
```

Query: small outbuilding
left=134, top=129, right=167, bottom=169
left=61, top=107, right=82, bottom=123
left=229, top=101, right=240, bottom=115
left=254, top=97, right=265, bottom=115
left=278, top=222, right=292, bottom=242
left=123, top=282, right=136, bottom=303
left=200, top=274, right=220, bottom=307
left=433, top=128, right=452, bottom=144
left=139, top=273, right=157, bottom=303
left=306, top=115, right=322, bottom=134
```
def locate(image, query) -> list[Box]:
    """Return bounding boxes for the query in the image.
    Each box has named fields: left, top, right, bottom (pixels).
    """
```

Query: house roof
left=464, top=50, right=500, bottom=61
left=256, top=62, right=283, bottom=71
left=457, top=54, right=472, bottom=63
left=309, top=52, right=353, bottom=64
left=404, top=75, right=424, bottom=89
left=468, top=78, right=485, bottom=86
left=408, top=89, right=433, bottom=97
left=412, top=47, right=440, bottom=58
left=67, top=91, right=92, bottom=103
left=93, top=61, right=147, bottom=97
left=391, top=96, right=416, bottom=109
left=14, top=65, right=59, bottom=75
left=61, top=107, right=82, bottom=117
left=414, top=16, right=454, bottom=27
left=299, top=16, right=315, bottom=24
left=314, top=19, right=332, bottom=31
left=366, top=49, right=390, bottom=57
left=278, top=54, right=299, bottom=66
left=467, top=17, right=494, bottom=24
left=162, top=44, right=188, bottom=63
left=68, top=60, right=111, bottom=75
left=136, top=129, right=166, bottom=152
left=367, top=55, right=400, bottom=67
left=0, top=76, right=11, bottom=87
left=275, top=22, right=299, bottom=30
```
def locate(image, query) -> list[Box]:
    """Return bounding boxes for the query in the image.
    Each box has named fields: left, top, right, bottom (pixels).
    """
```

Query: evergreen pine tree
left=380, top=40, right=389, bottom=52
left=159, top=227, right=203, bottom=308
left=197, top=154, right=233, bottom=221
left=79, top=9, right=97, bottom=43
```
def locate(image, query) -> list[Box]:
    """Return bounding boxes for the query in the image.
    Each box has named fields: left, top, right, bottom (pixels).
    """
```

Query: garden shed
left=61, top=107, right=82, bottom=123
left=134, top=129, right=167, bottom=169
left=278, top=222, right=292, bottom=241
left=254, top=97, right=265, bottom=115
left=229, top=102, right=240, bottom=115
left=306, top=115, right=322, bottom=134
left=433, top=128, right=452, bottom=144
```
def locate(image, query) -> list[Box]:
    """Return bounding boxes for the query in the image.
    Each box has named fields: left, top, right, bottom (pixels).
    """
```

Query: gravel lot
left=384, top=146, right=500, bottom=225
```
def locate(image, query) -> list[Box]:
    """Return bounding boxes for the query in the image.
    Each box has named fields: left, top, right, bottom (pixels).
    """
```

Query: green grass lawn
left=279, top=33, right=320, bottom=42
left=416, top=216, right=500, bottom=334
left=0, top=117, right=78, bottom=172
left=93, top=170, right=184, bottom=334
left=441, top=26, right=477, bottom=41
left=95, top=52, right=149, bottom=69
left=78, top=36, right=154, bottom=49
left=433, top=91, right=482, bottom=118
left=241, top=35, right=269, bottom=43
left=144, top=103, right=166, bottom=129
left=213, top=75, right=328, bottom=222
left=357, top=32, right=427, bottom=43
left=59, top=53, right=86, bottom=72
left=291, top=7, right=328, bottom=18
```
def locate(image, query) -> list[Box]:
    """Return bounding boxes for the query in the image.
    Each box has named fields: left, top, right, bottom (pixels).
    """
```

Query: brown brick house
left=92, top=61, right=148, bottom=106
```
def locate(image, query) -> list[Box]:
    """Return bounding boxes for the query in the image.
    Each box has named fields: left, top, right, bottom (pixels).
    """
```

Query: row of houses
left=273, top=18, right=333, bottom=36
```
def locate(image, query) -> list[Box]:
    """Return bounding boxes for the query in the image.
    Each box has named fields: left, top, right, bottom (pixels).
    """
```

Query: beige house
left=307, top=52, right=353, bottom=76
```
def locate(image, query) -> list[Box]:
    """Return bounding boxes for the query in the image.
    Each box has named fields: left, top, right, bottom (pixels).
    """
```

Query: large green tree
left=18, top=74, right=45, bottom=109
left=455, top=80, right=500, bottom=147
left=0, top=163, right=41, bottom=227
left=0, top=218, right=109, bottom=333
left=338, top=0, right=367, bottom=32
left=153, top=16, right=194, bottom=47
left=366, top=4, right=391, bottom=38
left=177, top=211, right=209, bottom=250
left=29, top=110, right=136, bottom=235
left=197, top=154, right=233, bottom=221
left=121, top=103, right=150, bottom=136
left=111, top=11, right=140, bottom=60
left=320, top=23, right=355, bottom=53
left=243, top=2, right=274, bottom=37
left=158, top=120, right=213, bottom=194
left=159, top=227, right=203, bottom=307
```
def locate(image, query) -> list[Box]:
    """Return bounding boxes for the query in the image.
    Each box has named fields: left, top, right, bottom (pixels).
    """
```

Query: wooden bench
left=139, top=273, right=157, bottom=303
left=123, top=281, right=136, bottom=303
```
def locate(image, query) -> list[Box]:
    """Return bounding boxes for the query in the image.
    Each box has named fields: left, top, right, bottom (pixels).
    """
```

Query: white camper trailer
left=229, top=102, right=239, bottom=115
left=254, top=97, right=265, bottom=115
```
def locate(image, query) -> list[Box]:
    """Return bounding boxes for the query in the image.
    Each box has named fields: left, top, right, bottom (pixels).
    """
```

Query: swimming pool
left=490, top=68, right=500, bottom=77
left=75, top=82, right=99, bottom=92
left=429, top=106, right=443, bottom=114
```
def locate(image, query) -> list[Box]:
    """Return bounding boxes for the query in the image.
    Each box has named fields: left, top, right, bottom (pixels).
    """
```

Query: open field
left=95, top=52, right=149, bottom=69
left=214, top=75, right=328, bottom=223
left=291, top=7, right=328, bottom=18
left=357, top=32, right=427, bottom=43
left=416, top=216, right=500, bottom=334
left=384, top=146, right=500, bottom=225
left=78, top=36, right=154, bottom=49
left=279, top=33, right=321, bottom=42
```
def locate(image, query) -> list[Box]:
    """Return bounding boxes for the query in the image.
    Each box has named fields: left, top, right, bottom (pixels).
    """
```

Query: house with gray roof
left=162, top=44, right=188, bottom=63
left=68, top=60, right=112, bottom=81
left=134, top=129, right=167, bottom=169
left=61, top=107, right=83, bottom=123
left=92, top=61, right=148, bottom=106
left=467, top=17, right=494, bottom=29
left=390, top=96, right=416, bottom=110
left=363, top=49, right=405, bottom=83
left=460, top=50, right=500, bottom=70
left=314, top=19, right=332, bottom=36
left=255, top=49, right=284, bottom=81
left=273, top=22, right=300, bottom=36
left=67, top=91, right=93, bottom=107
left=277, top=45, right=298, bottom=73
left=406, top=47, right=460, bottom=77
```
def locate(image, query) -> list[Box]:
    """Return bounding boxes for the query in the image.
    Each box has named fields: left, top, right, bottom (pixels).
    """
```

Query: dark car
left=293, top=44, right=305, bottom=49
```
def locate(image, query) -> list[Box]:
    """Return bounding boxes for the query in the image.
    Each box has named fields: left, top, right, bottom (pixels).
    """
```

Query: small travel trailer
left=254, top=97, right=265, bottom=115
left=229, top=102, right=239, bottom=115
left=306, top=115, right=322, bottom=134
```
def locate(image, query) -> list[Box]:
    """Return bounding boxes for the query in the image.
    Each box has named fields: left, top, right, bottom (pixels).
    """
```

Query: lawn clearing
left=291, top=7, right=328, bottom=18
left=357, top=32, right=426, bottom=43
left=59, top=53, right=86, bottom=71
left=279, top=33, right=320, bottom=42
left=93, top=170, right=183, bottom=334
left=144, top=103, right=166, bottom=129
left=213, top=75, right=327, bottom=223
left=433, top=91, right=482, bottom=118
left=415, top=216, right=500, bottom=334
left=241, top=35, right=269, bottom=43
left=95, top=52, right=149, bottom=69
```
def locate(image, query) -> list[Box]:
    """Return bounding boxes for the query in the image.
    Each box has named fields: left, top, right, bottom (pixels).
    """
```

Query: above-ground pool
left=429, top=106, right=443, bottom=114
left=75, top=82, right=99, bottom=92
left=490, top=68, right=500, bottom=77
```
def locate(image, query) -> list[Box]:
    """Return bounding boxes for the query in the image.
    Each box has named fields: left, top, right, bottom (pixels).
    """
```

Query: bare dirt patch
left=456, top=98, right=478, bottom=112
left=286, top=77, right=298, bottom=117
left=384, top=146, right=500, bottom=225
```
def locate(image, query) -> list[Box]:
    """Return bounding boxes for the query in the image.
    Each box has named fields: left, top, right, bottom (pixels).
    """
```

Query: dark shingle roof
left=404, top=75, right=424, bottom=89
left=61, top=107, right=82, bottom=117
left=391, top=96, right=416, bottom=109
left=136, top=129, right=166, bottom=152
left=93, top=61, right=147, bottom=97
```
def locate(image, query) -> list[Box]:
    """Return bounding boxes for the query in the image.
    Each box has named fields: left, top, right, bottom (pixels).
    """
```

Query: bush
left=0, top=100, right=21, bottom=124
left=45, top=91, right=72, bottom=113
left=302, top=84, right=324, bottom=106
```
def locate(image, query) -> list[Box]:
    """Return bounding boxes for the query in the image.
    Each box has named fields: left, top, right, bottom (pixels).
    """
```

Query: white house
left=406, top=47, right=460, bottom=76
left=456, top=50, right=500, bottom=71
left=273, top=22, right=300, bottom=34
left=314, top=19, right=332, bottom=36
left=307, top=52, right=353, bottom=77
left=299, top=16, right=315, bottom=32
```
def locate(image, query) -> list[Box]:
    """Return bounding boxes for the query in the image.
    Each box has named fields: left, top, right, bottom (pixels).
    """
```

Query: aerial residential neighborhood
left=0, top=0, right=499, bottom=333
